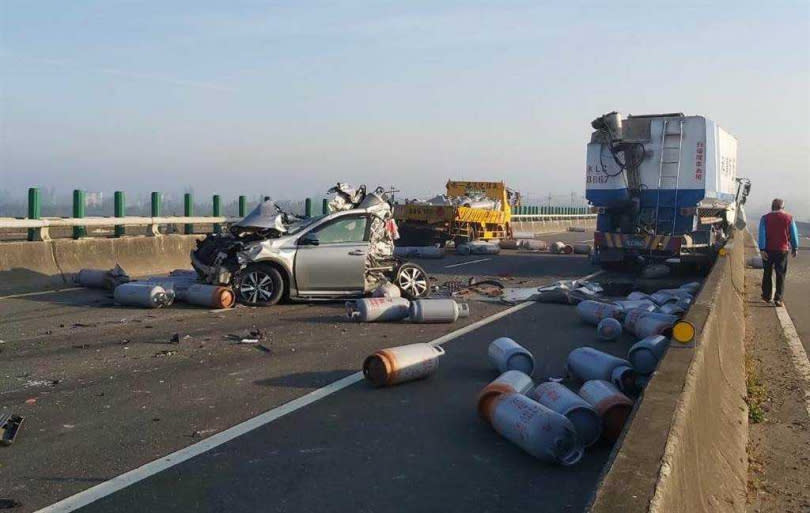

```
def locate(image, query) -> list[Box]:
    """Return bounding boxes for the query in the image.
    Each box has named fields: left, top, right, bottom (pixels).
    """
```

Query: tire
left=234, top=263, right=284, bottom=306
left=394, top=263, right=431, bottom=299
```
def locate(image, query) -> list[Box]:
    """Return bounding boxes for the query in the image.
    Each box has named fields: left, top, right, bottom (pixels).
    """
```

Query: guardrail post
left=184, top=193, right=193, bottom=234
left=27, top=187, right=48, bottom=241
left=238, top=195, right=247, bottom=217
left=322, top=198, right=329, bottom=215
left=114, top=191, right=125, bottom=237
left=72, top=189, right=86, bottom=239
left=148, top=192, right=161, bottom=236
left=213, top=194, right=222, bottom=233
left=305, top=198, right=312, bottom=217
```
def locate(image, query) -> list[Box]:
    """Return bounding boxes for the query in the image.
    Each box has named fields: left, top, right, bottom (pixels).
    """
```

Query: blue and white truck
left=585, top=112, right=750, bottom=268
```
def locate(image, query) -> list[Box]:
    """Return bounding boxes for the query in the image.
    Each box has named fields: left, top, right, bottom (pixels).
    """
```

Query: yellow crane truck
left=394, top=180, right=519, bottom=246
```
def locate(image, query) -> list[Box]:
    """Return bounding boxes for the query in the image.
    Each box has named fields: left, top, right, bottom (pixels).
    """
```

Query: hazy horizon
left=2, top=1, right=809, bottom=219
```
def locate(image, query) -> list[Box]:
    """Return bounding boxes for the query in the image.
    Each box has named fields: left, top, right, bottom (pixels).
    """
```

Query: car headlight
left=237, top=242, right=264, bottom=264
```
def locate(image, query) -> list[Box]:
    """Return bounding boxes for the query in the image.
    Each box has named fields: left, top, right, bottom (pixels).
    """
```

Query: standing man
left=758, top=198, right=800, bottom=306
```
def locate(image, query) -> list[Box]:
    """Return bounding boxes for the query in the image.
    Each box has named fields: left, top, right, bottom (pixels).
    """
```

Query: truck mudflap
left=594, top=232, right=683, bottom=254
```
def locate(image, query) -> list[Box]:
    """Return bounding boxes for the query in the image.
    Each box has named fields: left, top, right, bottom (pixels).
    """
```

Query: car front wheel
left=234, top=263, right=284, bottom=306
left=395, top=263, right=430, bottom=299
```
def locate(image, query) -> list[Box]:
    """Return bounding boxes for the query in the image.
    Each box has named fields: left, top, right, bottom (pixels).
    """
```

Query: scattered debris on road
left=0, top=414, right=24, bottom=445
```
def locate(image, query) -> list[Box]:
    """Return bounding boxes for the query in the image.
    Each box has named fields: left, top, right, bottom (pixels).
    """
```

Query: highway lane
left=1, top=230, right=603, bottom=512
left=76, top=298, right=633, bottom=513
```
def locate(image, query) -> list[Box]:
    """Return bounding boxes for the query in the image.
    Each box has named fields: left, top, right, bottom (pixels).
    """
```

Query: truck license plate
left=624, top=237, right=646, bottom=248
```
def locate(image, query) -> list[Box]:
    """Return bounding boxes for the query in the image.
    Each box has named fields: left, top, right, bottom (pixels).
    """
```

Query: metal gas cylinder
left=393, top=246, right=445, bottom=259
left=363, top=343, right=445, bottom=387
left=113, top=283, right=173, bottom=308
left=679, top=282, right=701, bottom=294
left=597, top=317, right=622, bottom=341
left=623, top=309, right=678, bottom=338
left=409, top=299, right=470, bottom=324
left=499, top=239, right=519, bottom=250
left=75, top=269, right=110, bottom=289
left=519, top=239, right=549, bottom=251
left=614, top=299, right=658, bottom=314
left=477, top=370, right=535, bottom=421
left=578, top=380, right=634, bottom=442
left=487, top=337, right=535, bottom=374
left=650, top=289, right=693, bottom=305
left=467, top=242, right=501, bottom=255
left=657, top=302, right=686, bottom=316
left=183, top=284, right=235, bottom=309
left=576, top=300, right=622, bottom=325
left=551, top=241, right=574, bottom=254
left=566, top=347, right=635, bottom=392
left=572, top=244, right=593, bottom=255
left=626, top=291, right=651, bottom=301
left=489, top=393, right=584, bottom=465
left=627, top=335, right=670, bottom=375
left=528, top=381, right=602, bottom=447
left=346, top=297, right=411, bottom=322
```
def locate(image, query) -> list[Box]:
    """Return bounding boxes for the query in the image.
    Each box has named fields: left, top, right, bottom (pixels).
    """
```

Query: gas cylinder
left=626, top=291, right=651, bottom=301
left=566, top=347, right=635, bottom=392
left=183, top=284, right=235, bottom=309
left=572, top=244, right=593, bottom=255
left=623, top=309, right=678, bottom=338
left=489, top=393, right=584, bottom=465
left=467, top=241, right=501, bottom=255
left=499, top=239, right=519, bottom=250
left=648, top=291, right=678, bottom=305
left=576, top=300, right=622, bottom=325
left=487, top=337, right=535, bottom=374
left=657, top=303, right=685, bottom=316
left=113, top=283, right=174, bottom=308
left=409, top=299, right=470, bottom=324
left=551, top=241, right=574, bottom=254
left=346, top=297, right=411, bottom=322
left=75, top=269, right=109, bottom=289
left=614, top=299, right=658, bottom=314
left=363, top=343, right=445, bottom=387
left=528, top=382, right=602, bottom=447
left=641, top=263, right=670, bottom=279
left=679, top=282, right=701, bottom=294
left=518, top=239, right=549, bottom=251
left=627, top=335, right=670, bottom=375
left=393, top=246, right=445, bottom=259
left=578, top=380, right=634, bottom=442
left=597, top=317, right=622, bottom=341
left=477, top=370, right=535, bottom=421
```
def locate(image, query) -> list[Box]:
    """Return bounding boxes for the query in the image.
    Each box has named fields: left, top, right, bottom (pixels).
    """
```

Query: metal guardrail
left=0, top=216, right=241, bottom=241
left=510, top=214, right=597, bottom=220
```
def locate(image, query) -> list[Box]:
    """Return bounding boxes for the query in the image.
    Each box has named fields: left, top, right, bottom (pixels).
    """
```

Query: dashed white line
left=775, top=305, right=810, bottom=418
left=444, top=258, right=492, bottom=268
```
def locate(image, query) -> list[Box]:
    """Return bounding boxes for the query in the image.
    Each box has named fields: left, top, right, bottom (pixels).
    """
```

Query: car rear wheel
left=234, top=264, right=284, bottom=306
left=395, top=263, right=430, bottom=299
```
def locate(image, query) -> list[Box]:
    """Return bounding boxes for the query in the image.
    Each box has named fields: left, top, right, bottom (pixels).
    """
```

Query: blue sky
left=1, top=1, right=808, bottom=216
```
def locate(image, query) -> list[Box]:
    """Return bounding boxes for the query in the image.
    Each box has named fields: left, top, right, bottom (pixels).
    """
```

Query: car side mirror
left=299, top=233, right=320, bottom=246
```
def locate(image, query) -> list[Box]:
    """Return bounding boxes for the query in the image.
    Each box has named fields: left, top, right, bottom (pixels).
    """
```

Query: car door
left=293, top=214, right=369, bottom=294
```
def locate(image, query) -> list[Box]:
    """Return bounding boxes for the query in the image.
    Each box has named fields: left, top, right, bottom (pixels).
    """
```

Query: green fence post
left=27, top=187, right=41, bottom=241
left=184, top=193, right=193, bottom=234
left=72, top=189, right=86, bottom=239
left=114, top=191, right=125, bottom=237
left=213, top=194, right=222, bottom=233
left=322, top=198, right=329, bottom=215
left=238, top=195, right=247, bottom=217
left=305, top=198, right=312, bottom=217
left=151, top=192, right=161, bottom=217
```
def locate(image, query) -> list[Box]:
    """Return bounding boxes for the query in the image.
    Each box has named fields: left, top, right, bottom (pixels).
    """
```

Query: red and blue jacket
left=758, top=210, right=799, bottom=252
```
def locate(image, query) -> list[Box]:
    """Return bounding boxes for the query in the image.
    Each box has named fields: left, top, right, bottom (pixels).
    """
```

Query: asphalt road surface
left=0, top=230, right=695, bottom=512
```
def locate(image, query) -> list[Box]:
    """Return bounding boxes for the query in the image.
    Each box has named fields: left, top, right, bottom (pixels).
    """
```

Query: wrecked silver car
left=191, top=185, right=431, bottom=306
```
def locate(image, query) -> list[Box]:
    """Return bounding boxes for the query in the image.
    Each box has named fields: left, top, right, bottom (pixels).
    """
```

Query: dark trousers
left=762, top=250, right=788, bottom=300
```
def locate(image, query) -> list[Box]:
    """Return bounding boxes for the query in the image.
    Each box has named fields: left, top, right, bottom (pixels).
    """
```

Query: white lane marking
left=0, top=287, right=83, bottom=300
left=34, top=286, right=574, bottom=513
left=444, top=258, right=491, bottom=268
left=775, top=306, right=810, bottom=418
left=577, top=239, right=594, bottom=244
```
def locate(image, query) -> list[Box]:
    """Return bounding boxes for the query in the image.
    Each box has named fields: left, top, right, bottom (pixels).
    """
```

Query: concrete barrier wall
left=590, top=232, right=747, bottom=513
left=511, top=218, right=596, bottom=236
left=0, top=235, right=202, bottom=296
